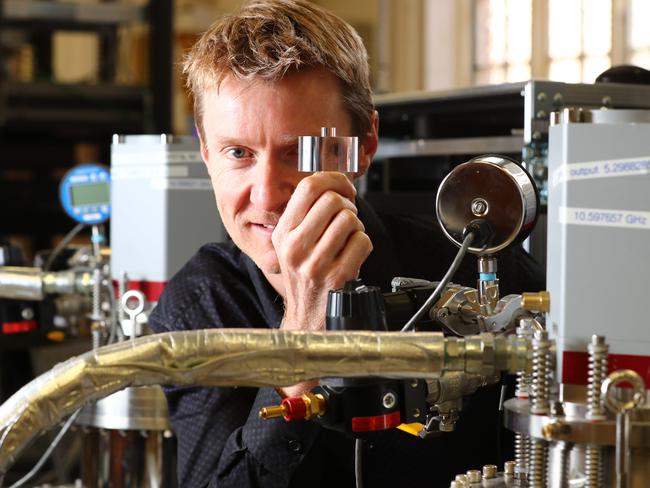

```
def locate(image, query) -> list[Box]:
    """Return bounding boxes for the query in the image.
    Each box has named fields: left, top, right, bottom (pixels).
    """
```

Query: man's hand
left=271, top=173, right=373, bottom=397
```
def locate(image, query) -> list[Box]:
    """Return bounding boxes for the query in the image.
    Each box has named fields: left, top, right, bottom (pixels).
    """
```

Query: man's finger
left=277, top=173, right=356, bottom=232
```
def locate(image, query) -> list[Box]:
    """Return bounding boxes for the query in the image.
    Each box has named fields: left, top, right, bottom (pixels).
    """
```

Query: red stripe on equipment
left=563, top=350, right=650, bottom=385
left=112, top=280, right=167, bottom=302
left=351, top=411, right=401, bottom=432
left=2, top=320, right=38, bottom=334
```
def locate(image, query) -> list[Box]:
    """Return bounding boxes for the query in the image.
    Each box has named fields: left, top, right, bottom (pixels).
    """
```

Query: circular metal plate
left=436, top=155, right=538, bottom=254
left=76, top=385, right=170, bottom=431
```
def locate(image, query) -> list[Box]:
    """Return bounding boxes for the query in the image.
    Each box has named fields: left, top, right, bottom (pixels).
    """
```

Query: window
left=548, top=0, right=611, bottom=83
left=472, top=0, right=630, bottom=85
left=473, top=0, right=532, bottom=84
left=627, top=0, right=650, bottom=67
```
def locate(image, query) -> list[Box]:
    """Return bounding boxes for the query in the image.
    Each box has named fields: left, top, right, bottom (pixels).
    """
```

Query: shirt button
left=287, top=439, right=302, bottom=452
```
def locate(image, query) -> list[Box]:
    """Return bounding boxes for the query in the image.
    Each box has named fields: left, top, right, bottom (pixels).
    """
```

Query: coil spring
left=514, top=432, right=529, bottom=477
left=528, top=439, right=548, bottom=488
left=584, top=336, right=608, bottom=488
left=531, top=331, right=551, bottom=414
left=515, top=369, right=530, bottom=398
left=92, top=267, right=102, bottom=318
left=584, top=446, right=602, bottom=488
left=118, top=272, right=128, bottom=322
left=587, top=335, right=608, bottom=419
left=515, top=318, right=535, bottom=399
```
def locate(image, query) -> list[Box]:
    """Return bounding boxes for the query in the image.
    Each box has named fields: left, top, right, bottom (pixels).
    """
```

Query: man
left=149, top=1, right=544, bottom=486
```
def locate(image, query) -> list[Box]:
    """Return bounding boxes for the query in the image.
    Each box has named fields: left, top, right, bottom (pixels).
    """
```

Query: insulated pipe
left=0, top=329, right=529, bottom=480
left=0, top=267, right=93, bottom=300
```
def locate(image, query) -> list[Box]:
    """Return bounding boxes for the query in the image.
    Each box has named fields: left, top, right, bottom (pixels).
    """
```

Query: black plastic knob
left=326, top=279, right=388, bottom=331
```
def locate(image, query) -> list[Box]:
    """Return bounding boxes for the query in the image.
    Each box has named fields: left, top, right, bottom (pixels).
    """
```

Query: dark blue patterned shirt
left=149, top=198, right=544, bottom=488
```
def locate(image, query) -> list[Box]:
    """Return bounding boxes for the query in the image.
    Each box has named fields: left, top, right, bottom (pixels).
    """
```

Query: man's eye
left=227, top=147, right=250, bottom=159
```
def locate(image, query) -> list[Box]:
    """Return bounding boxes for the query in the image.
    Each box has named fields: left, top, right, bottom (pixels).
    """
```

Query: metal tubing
left=0, top=267, right=93, bottom=300
left=0, top=267, right=45, bottom=300
left=0, top=329, right=529, bottom=477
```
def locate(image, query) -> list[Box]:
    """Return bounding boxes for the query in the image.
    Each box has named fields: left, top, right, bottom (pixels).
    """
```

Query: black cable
left=354, top=438, right=363, bottom=488
left=44, top=223, right=85, bottom=271
left=400, top=231, right=475, bottom=332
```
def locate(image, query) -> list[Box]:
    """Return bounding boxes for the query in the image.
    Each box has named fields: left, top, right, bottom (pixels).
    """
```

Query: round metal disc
left=436, top=155, right=538, bottom=254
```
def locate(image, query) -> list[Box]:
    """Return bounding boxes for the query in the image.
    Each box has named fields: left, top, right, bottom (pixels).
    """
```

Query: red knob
left=281, top=396, right=308, bottom=421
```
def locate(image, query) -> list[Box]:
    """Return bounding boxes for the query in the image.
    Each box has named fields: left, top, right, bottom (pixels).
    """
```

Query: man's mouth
left=252, top=223, right=276, bottom=231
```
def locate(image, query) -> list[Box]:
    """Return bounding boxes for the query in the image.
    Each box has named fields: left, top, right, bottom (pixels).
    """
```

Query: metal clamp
left=601, top=369, right=646, bottom=488
left=120, top=289, right=146, bottom=338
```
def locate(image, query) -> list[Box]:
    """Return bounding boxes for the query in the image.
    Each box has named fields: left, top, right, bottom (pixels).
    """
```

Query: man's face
left=199, top=70, right=370, bottom=275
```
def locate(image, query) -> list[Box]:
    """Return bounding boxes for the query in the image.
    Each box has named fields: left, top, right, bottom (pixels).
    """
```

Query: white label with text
left=552, top=157, right=650, bottom=186
left=560, top=206, right=650, bottom=230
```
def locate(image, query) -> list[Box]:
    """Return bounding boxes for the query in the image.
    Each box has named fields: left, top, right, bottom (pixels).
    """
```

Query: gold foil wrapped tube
left=0, top=328, right=528, bottom=478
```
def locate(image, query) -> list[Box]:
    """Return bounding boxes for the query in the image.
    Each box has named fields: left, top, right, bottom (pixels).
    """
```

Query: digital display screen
left=70, top=182, right=110, bottom=207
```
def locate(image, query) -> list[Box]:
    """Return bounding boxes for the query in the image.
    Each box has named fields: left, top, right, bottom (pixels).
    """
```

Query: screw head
left=470, top=198, right=489, bottom=217
left=382, top=391, right=397, bottom=409
left=21, top=307, right=35, bottom=320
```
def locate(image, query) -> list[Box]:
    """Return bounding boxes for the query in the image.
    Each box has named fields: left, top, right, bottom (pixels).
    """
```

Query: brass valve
left=521, top=291, right=550, bottom=312
left=259, top=392, right=327, bottom=421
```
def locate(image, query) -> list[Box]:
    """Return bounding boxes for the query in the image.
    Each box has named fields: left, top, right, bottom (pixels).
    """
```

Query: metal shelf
left=0, top=81, right=148, bottom=134
left=375, top=135, right=523, bottom=159
left=2, top=0, right=145, bottom=26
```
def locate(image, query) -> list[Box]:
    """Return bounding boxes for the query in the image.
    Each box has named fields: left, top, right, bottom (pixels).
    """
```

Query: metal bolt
left=470, top=198, right=489, bottom=217
left=412, top=408, right=421, bottom=418
left=483, top=464, right=497, bottom=479
left=21, top=307, right=35, bottom=320
left=601, top=95, right=612, bottom=107
left=382, top=391, right=397, bottom=409
left=410, top=379, right=419, bottom=388
left=553, top=92, right=564, bottom=104
left=532, top=131, right=542, bottom=140
left=536, top=110, right=547, bottom=119
left=504, top=460, right=516, bottom=475
left=537, top=92, right=547, bottom=102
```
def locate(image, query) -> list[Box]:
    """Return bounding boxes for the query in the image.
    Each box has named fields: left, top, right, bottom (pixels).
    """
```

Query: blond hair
left=183, top=0, right=373, bottom=138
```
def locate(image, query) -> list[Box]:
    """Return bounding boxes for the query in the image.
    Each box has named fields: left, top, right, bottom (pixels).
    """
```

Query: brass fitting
left=259, top=392, right=327, bottom=421
left=259, top=405, right=286, bottom=420
left=302, top=392, right=327, bottom=419
left=541, top=420, right=571, bottom=440
left=521, top=291, right=550, bottom=312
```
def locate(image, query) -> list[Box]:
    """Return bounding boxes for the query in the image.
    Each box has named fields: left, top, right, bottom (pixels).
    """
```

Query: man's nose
left=249, top=159, right=296, bottom=212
